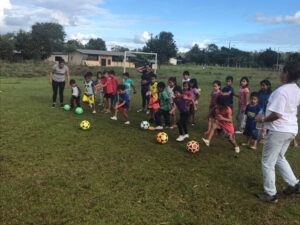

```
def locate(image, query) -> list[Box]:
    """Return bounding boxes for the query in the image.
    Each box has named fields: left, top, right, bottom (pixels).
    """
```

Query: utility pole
left=227, top=41, right=231, bottom=67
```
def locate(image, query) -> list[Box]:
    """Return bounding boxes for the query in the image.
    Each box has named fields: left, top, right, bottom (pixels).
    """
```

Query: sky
left=0, top=0, right=299, bottom=52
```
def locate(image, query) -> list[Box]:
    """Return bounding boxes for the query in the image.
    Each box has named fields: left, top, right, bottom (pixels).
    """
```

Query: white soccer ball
left=140, top=121, right=150, bottom=130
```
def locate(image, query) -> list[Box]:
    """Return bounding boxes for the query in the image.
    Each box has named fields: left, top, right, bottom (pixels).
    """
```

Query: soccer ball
left=157, top=132, right=168, bottom=144
left=186, top=140, right=200, bottom=153
left=80, top=120, right=90, bottom=130
left=140, top=121, right=150, bottom=130
left=64, top=104, right=70, bottom=111
left=75, top=107, right=83, bottom=114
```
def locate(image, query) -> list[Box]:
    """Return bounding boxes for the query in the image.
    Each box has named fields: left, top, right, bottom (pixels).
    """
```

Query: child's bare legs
left=172, top=113, right=177, bottom=128
left=102, top=98, right=107, bottom=112
left=92, top=103, right=96, bottom=113
left=114, top=107, right=119, bottom=118
left=252, top=140, right=258, bottom=149
left=205, top=118, right=212, bottom=135
left=294, top=139, right=298, bottom=147
left=229, top=138, right=239, bottom=147
left=123, top=111, right=128, bottom=121
left=207, top=122, right=219, bottom=142
left=106, top=98, right=111, bottom=113
left=242, top=136, right=251, bottom=146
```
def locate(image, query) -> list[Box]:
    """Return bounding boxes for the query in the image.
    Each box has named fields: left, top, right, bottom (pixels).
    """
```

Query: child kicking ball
left=111, top=84, right=130, bottom=125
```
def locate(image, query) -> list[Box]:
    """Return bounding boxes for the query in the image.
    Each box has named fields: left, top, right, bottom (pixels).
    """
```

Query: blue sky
left=1, top=0, right=299, bottom=52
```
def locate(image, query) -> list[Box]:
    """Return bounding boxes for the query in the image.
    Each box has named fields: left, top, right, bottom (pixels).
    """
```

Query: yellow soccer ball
left=157, top=132, right=168, bottom=144
left=186, top=140, right=200, bottom=153
left=80, top=120, right=90, bottom=130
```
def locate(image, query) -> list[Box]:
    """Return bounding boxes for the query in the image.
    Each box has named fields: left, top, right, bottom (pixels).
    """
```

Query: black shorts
left=189, top=104, right=195, bottom=115
left=104, top=93, right=113, bottom=99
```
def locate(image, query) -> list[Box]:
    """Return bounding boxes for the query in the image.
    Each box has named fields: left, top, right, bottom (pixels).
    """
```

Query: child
left=235, top=77, right=249, bottom=134
left=170, top=86, right=190, bottom=142
left=148, top=74, right=160, bottom=121
left=82, top=72, right=96, bottom=114
left=202, top=95, right=240, bottom=153
left=100, top=70, right=113, bottom=113
left=257, top=80, right=272, bottom=142
left=182, top=71, right=190, bottom=86
left=110, top=84, right=130, bottom=125
left=168, top=77, right=177, bottom=128
left=110, top=70, right=120, bottom=109
left=96, top=71, right=104, bottom=106
left=222, top=76, right=234, bottom=109
left=154, top=82, right=172, bottom=130
left=205, top=80, right=222, bottom=135
left=242, top=92, right=261, bottom=149
left=123, top=72, right=136, bottom=97
left=189, top=78, right=200, bottom=125
left=70, top=79, right=81, bottom=109
left=182, top=81, right=197, bottom=123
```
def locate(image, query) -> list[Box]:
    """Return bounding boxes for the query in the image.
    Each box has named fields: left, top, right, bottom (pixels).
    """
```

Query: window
left=86, top=55, right=98, bottom=61
left=108, top=59, right=111, bottom=65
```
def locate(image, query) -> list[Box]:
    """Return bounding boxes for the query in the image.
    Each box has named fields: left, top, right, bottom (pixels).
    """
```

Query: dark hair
left=213, top=80, right=221, bottom=87
left=173, top=85, right=183, bottom=94
left=117, top=84, right=125, bottom=91
left=157, top=82, right=166, bottom=89
left=109, top=70, right=115, bottom=75
left=70, top=79, right=76, bottom=85
left=123, top=72, right=130, bottom=77
left=58, top=59, right=65, bottom=64
left=216, top=95, right=229, bottom=110
left=189, top=78, right=198, bottom=89
left=182, top=81, right=190, bottom=88
left=103, top=70, right=109, bottom=74
left=260, top=79, right=272, bottom=92
left=283, top=62, right=300, bottom=82
left=250, top=91, right=259, bottom=98
left=226, top=76, right=233, bottom=82
left=168, top=76, right=177, bottom=84
left=183, top=71, right=190, bottom=76
left=97, top=71, right=102, bottom=76
left=84, top=72, right=93, bottom=78
left=150, top=73, right=157, bottom=79
left=240, top=76, right=249, bottom=87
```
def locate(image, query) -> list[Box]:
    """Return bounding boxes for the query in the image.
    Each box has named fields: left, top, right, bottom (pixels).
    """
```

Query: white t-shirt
left=265, top=83, right=300, bottom=134
left=182, top=78, right=190, bottom=86
left=72, top=86, right=79, bottom=97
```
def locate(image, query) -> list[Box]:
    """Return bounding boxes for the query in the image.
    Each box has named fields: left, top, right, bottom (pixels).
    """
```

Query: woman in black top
left=137, top=64, right=153, bottom=113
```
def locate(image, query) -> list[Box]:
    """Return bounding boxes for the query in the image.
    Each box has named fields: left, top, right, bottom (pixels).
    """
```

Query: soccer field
left=1, top=63, right=299, bottom=225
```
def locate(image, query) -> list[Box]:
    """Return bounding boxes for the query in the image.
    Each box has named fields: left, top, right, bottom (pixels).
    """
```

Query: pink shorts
left=148, top=97, right=160, bottom=109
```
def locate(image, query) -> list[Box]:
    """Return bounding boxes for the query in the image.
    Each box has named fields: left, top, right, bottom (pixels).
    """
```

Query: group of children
left=68, top=70, right=298, bottom=152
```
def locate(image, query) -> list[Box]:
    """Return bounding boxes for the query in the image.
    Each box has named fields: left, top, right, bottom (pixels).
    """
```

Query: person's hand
left=194, top=106, right=197, bottom=111
left=218, top=115, right=225, bottom=120
left=142, top=80, right=147, bottom=85
left=255, top=115, right=262, bottom=123
left=49, top=79, right=52, bottom=85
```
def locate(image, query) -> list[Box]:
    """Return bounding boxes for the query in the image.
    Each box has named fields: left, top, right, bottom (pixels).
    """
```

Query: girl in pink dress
left=235, top=77, right=249, bottom=133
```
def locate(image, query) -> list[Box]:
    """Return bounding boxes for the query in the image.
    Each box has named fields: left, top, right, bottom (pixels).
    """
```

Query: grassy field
left=0, top=63, right=299, bottom=225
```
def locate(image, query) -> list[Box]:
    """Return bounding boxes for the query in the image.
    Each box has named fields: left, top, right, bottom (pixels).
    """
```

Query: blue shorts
left=243, top=126, right=259, bottom=140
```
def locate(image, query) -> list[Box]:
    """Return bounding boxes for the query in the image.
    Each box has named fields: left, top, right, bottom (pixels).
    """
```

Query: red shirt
left=216, top=106, right=234, bottom=133
left=111, top=77, right=120, bottom=96
left=183, top=90, right=193, bottom=106
left=103, top=77, right=113, bottom=94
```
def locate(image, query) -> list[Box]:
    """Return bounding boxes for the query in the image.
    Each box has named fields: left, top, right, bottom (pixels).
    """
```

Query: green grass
left=0, top=63, right=299, bottom=225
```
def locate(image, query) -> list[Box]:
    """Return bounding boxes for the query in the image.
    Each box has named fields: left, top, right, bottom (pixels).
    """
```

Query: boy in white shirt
left=70, top=79, right=81, bottom=109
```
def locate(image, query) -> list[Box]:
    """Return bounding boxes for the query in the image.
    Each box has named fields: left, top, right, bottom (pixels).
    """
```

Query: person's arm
left=222, top=91, right=232, bottom=96
left=117, top=100, right=126, bottom=108
left=66, top=71, right=71, bottom=86
left=169, top=103, right=176, bottom=114
left=218, top=111, right=233, bottom=123
left=256, top=112, right=282, bottom=123
left=137, top=66, right=144, bottom=73
left=49, top=70, right=54, bottom=84
left=242, top=92, right=249, bottom=111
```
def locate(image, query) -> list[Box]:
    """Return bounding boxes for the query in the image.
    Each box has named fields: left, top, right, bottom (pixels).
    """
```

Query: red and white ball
left=186, top=140, right=200, bottom=153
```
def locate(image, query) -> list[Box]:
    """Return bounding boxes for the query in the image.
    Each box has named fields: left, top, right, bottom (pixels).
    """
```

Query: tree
left=257, top=48, right=277, bottom=67
left=185, top=44, right=205, bottom=64
left=85, top=38, right=106, bottom=50
left=64, top=39, right=84, bottom=53
left=0, top=33, right=15, bottom=61
left=143, top=31, right=177, bottom=64
left=111, top=45, right=129, bottom=52
left=287, top=52, right=300, bottom=63
left=31, top=22, right=66, bottom=59
left=15, top=30, right=40, bottom=59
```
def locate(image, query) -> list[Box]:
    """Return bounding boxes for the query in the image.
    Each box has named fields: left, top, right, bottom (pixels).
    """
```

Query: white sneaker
left=89, top=103, right=92, bottom=108
left=137, top=108, right=144, bottom=113
left=235, top=147, right=240, bottom=153
left=183, top=134, right=189, bottom=139
left=155, top=126, right=163, bottom=130
left=202, top=138, right=210, bottom=147
left=176, top=135, right=185, bottom=142
left=92, top=110, right=96, bottom=114
left=235, top=131, right=243, bottom=134
left=146, top=110, right=150, bottom=115
left=110, top=116, right=117, bottom=120
left=124, top=121, right=130, bottom=125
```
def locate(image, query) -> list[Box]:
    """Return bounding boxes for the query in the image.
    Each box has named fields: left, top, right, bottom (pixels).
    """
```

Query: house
left=46, top=52, right=69, bottom=63
left=68, top=49, right=136, bottom=67
left=169, top=58, right=177, bottom=65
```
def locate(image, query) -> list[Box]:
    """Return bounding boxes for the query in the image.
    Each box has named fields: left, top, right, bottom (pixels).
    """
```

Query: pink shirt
left=238, top=87, right=249, bottom=109
left=191, top=88, right=200, bottom=105
left=210, top=91, right=222, bottom=109
left=111, top=77, right=120, bottom=95
left=216, top=106, right=234, bottom=133
left=183, top=90, right=193, bottom=106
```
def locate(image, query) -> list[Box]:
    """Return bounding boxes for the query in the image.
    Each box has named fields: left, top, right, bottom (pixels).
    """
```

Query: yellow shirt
left=150, top=82, right=158, bottom=100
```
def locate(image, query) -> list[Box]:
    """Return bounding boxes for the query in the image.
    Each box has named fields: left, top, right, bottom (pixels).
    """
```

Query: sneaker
left=92, top=110, right=96, bottom=114
left=183, top=134, right=189, bottom=139
left=60, top=103, right=64, bottom=108
left=192, top=123, right=196, bottom=126
left=204, top=130, right=210, bottom=135
left=169, top=126, right=174, bottom=129
left=283, top=183, right=300, bottom=195
left=235, top=147, right=240, bottom=153
left=255, top=193, right=278, bottom=204
left=202, top=138, right=210, bottom=147
left=165, top=126, right=170, bottom=129
left=176, top=135, right=185, bottom=142
left=235, top=131, right=243, bottom=134
left=155, top=126, right=163, bottom=130
left=124, top=121, right=130, bottom=125
left=137, top=108, right=144, bottom=113
left=146, top=110, right=150, bottom=115
left=110, top=116, right=117, bottom=120
left=52, top=103, right=56, bottom=108
left=89, top=103, right=92, bottom=108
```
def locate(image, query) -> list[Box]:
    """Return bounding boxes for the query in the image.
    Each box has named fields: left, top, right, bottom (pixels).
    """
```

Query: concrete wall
left=69, top=52, right=83, bottom=65
left=46, top=54, right=69, bottom=63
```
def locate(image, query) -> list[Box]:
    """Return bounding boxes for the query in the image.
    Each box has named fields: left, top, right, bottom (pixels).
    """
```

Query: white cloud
left=70, top=33, right=100, bottom=44
left=178, top=47, right=190, bottom=53
left=140, top=31, right=151, bottom=42
left=191, top=40, right=210, bottom=49
left=178, top=39, right=211, bottom=52
left=0, top=0, right=12, bottom=27
left=255, top=11, right=300, bottom=25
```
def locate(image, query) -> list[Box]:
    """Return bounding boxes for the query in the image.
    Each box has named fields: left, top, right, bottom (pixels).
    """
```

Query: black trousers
left=70, top=96, right=81, bottom=108
left=141, top=87, right=150, bottom=109
left=155, top=109, right=171, bottom=126
left=177, top=112, right=189, bottom=135
left=52, top=80, right=65, bottom=103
